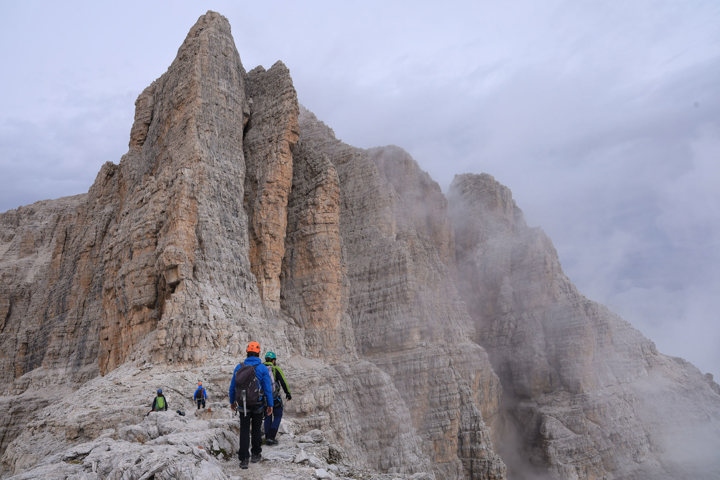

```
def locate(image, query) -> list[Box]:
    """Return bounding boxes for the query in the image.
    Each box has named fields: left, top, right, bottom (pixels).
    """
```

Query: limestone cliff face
left=1, top=10, right=719, bottom=480
left=291, top=109, right=506, bottom=479
left=280, top=116, right=347, bottom=356
left=0, top=195, right=90, bottom=387
left=95, top=10, right=269, bottom=374
left=244, top=62, right=299, bottom=311
left=449, top=173, right=720, bottom=479
left=0, top=12, right=258, bottom=384
left=0, top=11, right=504, bottom=480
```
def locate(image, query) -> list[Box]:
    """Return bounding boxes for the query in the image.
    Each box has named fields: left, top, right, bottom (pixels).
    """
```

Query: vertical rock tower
left=0, top=11, right=506, bottom=480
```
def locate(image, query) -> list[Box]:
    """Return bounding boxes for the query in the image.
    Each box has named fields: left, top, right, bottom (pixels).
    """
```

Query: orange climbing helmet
left=247, top=341, right=261, bottom=354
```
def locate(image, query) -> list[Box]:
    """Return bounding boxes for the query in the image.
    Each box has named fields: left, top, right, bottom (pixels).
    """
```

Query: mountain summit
left=1, top=11, right=719, bottom=480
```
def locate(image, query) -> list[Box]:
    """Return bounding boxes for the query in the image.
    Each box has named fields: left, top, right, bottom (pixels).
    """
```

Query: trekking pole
left=242, top=390, right=247, bottom=416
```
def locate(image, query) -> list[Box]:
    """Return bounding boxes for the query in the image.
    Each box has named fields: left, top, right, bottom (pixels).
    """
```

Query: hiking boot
left=250, top=454, right=262, bottom=463
left=239, top=458, right=249, bottom=469
left=265, top=438, right=276, bottom=445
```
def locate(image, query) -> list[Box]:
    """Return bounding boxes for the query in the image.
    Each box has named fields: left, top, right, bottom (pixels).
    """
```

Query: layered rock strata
left=292, top=110, right=506, bottom=478
left=449, top=173, right=720, bottom=479
left=280, top=124, right=347, bottom=356
left=244, top=62, right=299, bottom=311
left=0, top=11, right=505, bottom=480
left=0, top=195, right=90, bottom=387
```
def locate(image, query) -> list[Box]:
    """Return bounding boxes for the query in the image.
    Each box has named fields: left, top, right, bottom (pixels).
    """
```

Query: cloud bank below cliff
left=1, top=1, right=718, bottom=377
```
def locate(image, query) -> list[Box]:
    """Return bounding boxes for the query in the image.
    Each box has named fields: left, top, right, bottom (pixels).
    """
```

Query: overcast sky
left=1, top=1, right=719, bottom=378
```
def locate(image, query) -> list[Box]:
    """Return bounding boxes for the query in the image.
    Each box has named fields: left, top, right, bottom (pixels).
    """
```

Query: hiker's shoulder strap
left=274, top=365, right=291, bottom=395
left=253, top=362, right=266, bottom=376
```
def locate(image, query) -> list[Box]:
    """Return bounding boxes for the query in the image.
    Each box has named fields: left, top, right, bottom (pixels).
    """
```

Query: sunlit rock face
left=1, top=9, right=718, bottom=480
left=449, top=173, right=720, bottom=479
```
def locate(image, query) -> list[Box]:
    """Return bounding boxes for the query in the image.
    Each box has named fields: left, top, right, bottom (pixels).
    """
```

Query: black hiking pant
left=238, top=407, right=264, bottom=461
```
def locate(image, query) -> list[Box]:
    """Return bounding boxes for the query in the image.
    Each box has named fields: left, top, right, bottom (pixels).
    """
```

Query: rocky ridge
left=1, top=10, right=719, bottom=480
left=449, top=173, right=720, bottom=479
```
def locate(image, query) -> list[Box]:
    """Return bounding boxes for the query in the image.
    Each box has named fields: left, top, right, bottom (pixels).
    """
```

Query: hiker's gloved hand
left=230, top=403, right=237, bottom=411
left=286, top=393, right=292, bottom=400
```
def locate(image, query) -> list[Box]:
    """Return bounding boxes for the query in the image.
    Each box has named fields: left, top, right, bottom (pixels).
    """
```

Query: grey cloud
left=0, top=92, right=133, bottom=212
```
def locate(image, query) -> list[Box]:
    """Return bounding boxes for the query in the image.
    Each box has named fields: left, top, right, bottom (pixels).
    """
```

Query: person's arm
left=229, top=365, right=240, bottom=405
left=275, top=366, right=292, bottom=399
left=258, top=365, right=274, bottom=408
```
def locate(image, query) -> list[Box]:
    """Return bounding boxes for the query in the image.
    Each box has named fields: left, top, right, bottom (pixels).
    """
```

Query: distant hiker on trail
left=151, top=389, right=168, bottom=412
left=263, top=351, right=292, bottom=445
left=194, top=382, right=207, bottom=409
left=229, top=341, right=274, bottom=469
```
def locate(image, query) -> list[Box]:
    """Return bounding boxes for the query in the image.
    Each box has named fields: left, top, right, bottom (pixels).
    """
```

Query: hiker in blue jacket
left=194, top=382, right=207, bottom=409
left=229, top=341, right=274, bottom=469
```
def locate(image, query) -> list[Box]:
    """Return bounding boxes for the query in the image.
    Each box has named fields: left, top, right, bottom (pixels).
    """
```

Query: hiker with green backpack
left=151, top=389, right=168, bottom=412
left=229, top=341, right=274, bottom=469
left=263, top=351, right=292, bottom=445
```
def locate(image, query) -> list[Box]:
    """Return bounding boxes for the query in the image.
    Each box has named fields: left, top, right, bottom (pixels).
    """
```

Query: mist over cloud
left=1, top=1, right=718, bottom=378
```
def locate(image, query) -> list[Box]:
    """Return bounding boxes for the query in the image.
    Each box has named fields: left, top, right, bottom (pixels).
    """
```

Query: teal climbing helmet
left=265, top=351, right=277, bottom=361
